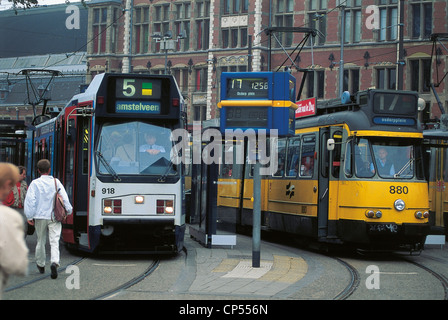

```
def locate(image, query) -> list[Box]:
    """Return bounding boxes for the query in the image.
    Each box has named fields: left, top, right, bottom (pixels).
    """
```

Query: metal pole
left=248, top=35, right=252, bottom=72
left=339, top=5, right=345, bottom=97
left=397, top=0, right=404, bottom=90
left=268, top=0, right=272, bottom=71
left=252, top=159, right=261, bottom=268
left=122, top=0, right=132, bottom=73
left=164, top=42, right=168, bottom=75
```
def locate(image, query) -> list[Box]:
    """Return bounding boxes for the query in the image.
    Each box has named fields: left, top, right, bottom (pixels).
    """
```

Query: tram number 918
left=389, top=186, right=408, bottom=194
left=102, top=188, right=115, bottom=195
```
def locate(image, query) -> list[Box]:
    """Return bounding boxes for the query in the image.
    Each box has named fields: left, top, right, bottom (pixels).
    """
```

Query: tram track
left=92, top=259, right=160, bottom=300
left=332, top=257, right=360, bottom=300
left=4, top=257, right=86, bottom=293
left=4, top=255, right=160, bottom=300
left=403, top=258, right=448, bottom=300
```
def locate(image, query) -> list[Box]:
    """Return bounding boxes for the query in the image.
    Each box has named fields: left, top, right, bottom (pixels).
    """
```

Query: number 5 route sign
left=218, top=71, right=298, bottom=137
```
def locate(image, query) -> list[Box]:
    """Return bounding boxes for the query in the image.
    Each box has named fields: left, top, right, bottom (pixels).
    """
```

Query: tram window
left=81, top=120, right=89, bottom=175
left=286, top=138, right=300, bottom=177
left=331, top=131, right=342, bottom=178
left=300, top=135, right=315, bottom=178
left=320, top=131, right=329, bottom=178
left=415, top=145, right=425, bottom=180
left=354, top=138, right=374, bottom=178
left=65, top=126, right=75, bottom=199
left=48, top=136, right=52, bottom=167
left=443, top=148, right=448, bottom=182
left=344, top=140, right=352, bottom=177
left=221, top=163, right=233, bottom=177
left=42, top=139, right=48, bottom=160
left=370, top=142, right=420, bottom=179
left=221, top=144, right=234, bottom=178
left=97, top=122, right=174, bottom=176
left=273, top=139, right=287, bottom=177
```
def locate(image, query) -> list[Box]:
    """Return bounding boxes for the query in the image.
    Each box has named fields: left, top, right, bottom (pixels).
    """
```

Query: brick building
left=85, top=0, right=448, bottom=127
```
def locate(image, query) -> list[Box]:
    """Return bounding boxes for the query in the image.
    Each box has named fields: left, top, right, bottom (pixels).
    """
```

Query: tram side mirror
left=327, top=138, right=335, bottom=151
left=417, top=98, right=426, bottom=112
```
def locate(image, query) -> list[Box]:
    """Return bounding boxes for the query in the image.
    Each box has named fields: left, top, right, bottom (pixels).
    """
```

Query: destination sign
left=373, top=117, right=415, bottom=126
left=115, top=101, right=161, bottom=114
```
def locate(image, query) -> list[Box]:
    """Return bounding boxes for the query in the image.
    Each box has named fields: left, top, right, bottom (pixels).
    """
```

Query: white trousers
left=34, top=219, right=62, bottom=267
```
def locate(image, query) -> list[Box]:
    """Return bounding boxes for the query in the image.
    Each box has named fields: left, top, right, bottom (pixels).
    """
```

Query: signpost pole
left=252, top=158, right=261, bottom=268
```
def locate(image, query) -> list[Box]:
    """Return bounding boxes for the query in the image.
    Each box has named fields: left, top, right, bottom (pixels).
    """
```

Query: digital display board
left=219, top=72, right=297, bottom=136
left=115, top=78, right=162, bottom=100
left=226, top=78, right=269, bottom=99
left=225, top=106, right=268, bottom=127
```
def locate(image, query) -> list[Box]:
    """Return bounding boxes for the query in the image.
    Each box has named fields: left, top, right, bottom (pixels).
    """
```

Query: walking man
left=24, top=159, right=72, bottom=279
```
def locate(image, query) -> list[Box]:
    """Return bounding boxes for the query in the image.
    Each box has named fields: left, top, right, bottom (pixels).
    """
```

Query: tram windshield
left=345, top=138, right=424, bottom=180
left=96, top=121, right=175, bottom=176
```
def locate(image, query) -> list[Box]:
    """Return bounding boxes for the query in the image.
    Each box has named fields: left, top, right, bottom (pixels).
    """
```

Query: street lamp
left=152, top=30, right=186, bottom=74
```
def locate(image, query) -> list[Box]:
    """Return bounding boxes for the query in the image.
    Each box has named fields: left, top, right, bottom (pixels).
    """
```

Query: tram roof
left=295, top=89, right=422, bottom=134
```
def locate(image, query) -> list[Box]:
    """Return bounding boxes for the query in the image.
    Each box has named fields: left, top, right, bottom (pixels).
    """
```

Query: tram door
left=62, top=113, right=91, bottom=244
left=429, top=145, right=446, bottom=231
left=318, top=126, right=342, bottom=241
left=74, top=116, right=90, bottom=225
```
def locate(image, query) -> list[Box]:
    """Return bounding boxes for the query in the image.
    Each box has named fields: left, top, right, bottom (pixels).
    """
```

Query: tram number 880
left=389, top=186, right=408, bottom=194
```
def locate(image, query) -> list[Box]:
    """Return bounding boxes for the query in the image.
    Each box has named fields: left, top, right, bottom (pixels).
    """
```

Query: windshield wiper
left=96, top=151, right=121, bottom=182
left=394, top=158, right=414, bottom=178
left=158, top=160, right=176, bottom=182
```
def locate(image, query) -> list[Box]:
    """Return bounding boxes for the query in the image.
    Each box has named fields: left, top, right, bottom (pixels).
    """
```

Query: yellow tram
left=217, top=89, right=430, bottom=251
left=424, top=123, right=448, bottom=239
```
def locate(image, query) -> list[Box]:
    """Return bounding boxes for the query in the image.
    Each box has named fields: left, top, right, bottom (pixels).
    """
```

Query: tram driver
left=371, top=147, right=395, bottom=176
left=139, top=133, right=166, bottom=155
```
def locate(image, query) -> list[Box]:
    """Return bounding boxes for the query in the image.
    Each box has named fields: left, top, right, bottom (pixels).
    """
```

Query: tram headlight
left=165, top=206, right=174, bottom=214
left=415, top=211, right=429, bottom=219
left=365, top=210, right=375, bottom=218
left=135, top=195, right=145, bottom=204
left=156, top=199, right=175, bottom=215
left=165, top=200, right=174, bottom=214
left=394, top=199, right=405, bottom=211
left=365, top=210, right=382, bottom=219
left=103, top=199, right=122, bottom=214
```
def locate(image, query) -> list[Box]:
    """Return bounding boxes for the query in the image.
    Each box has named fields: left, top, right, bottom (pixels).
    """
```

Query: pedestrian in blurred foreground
left=24, top=159, right=72, bottom=279
left=0, top=163, right=29, bottom=299
left=3, top=166, right=29, bottom=234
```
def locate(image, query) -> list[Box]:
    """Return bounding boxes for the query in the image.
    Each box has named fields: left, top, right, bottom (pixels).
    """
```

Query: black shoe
left=50, top=263, right=58, bottom=279
left=36, top=264, right=45, bottom=274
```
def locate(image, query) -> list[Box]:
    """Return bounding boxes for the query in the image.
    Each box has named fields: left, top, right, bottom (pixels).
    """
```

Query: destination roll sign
left=115, top=78, right=162, bottom=100
left=112, top=77, right=163, bottom=114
